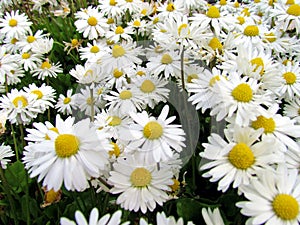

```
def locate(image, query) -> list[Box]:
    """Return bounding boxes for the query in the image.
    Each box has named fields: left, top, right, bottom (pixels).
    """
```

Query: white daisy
left=60, top=207, right=129, bottom=225
left=130, top=73, right=170, bottom=109
left=5, top=66, right=25, bottom=86
left=108, top=155, right=174, bottom=213
left=0, top=10, right=32, bottom=39
left=0, top=88, right=41, bottom=125
left=23, top=83, right=56, bottom=111
left=74, top=6, right=109, bottom=40
left=31, top=58, right=63, bottom=80
left=237, top=166, right=300, bottom=225
left=283, top=98, right=300, bottom=123
left=200, top=125, right=283, bottom=192
left=104, top=86, right=144, bottom=115
left=23, top=115, right=112, bottom=191
left=79, top=40, right=109, bottom=64
left=69, top=63, right=103, bottom=85
left=55, top=89, right=78, bottom=115
left=25, top=120, right=56, bottom=143
left=156, top=1, right=185, bottom=20
left=31, top=36, right=54, bottom=55
left=121, top=105, right=186, bottom=164
left=0, top=144, right=14, bottom=169
left=105, top=24, right=134, bottom=43
left=16, top=29, right=47, bottom=52
left=98, top=0, right=124, bottom=19
left=18, top=51, right=43, bottom=71
left=0, top=46, right=18, bottom=84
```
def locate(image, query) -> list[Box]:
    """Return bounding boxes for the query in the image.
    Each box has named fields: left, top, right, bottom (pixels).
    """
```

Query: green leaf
left=4, top=161, right=28, bottom=193
left=176, top=198, right=203, bottom=223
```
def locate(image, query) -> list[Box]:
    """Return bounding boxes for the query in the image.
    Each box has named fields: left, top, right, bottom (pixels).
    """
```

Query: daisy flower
left=146, top=50, right=181, bottom=79
left=31, top=36, right=54, bottom=54
left=130, top=73, right=170, bottom=109
left=60, top=208, right=129, bottom=225
left=156, top=1, right=185, bottom=20
left=0, top=10, right=32, bottom=39
left=0, top=144, right=14, bottom=169
left=55, top=89, right=78, bottom=115
left=23, top=115, right=112, bottom=191
left=104, top=86, right=144, bottom=115
left=190, top=5, right=234, bottom=36
left=23, top=83, right=56, bottom=111
left=284, top=144, right=300, bottom=170
left=105, top=25, right=134, bottom=43
left=104, top=66, right=132, bottom=89
left=70, top=63, right=103, bottom=85
left=274, top=61, right=300, bottom=101
left=0, top=46, right=18, bottom=84
left=118, top=0, right=141, bottom=15
left=108, top=155, right=174, bottom=213
left=63, top=38, right=83, bottom=55
left=101, top=41, right=142, bottom=74
left=79, top=40, right=109, bottom=63
left=16, top=29, right=47, bottom=52
left=250, top=104, right=300, bottom=152
left=74, top=6, right=109, bottom=40
left=31, top=58, right=63, bottom=80
left=202, top=208, right=225, bottom=225
left=237, top=166, right=300, bottom=225
left=0, top=88, right=41, bottom=125
left=283, top=98, right=300, bottom=123
left=98, top=0, right=124, bottom=19
left=210, top=72, right=274, bottom=126
left=25, top=120, right=56, bottom=143
left=5, top=66, right=25, bottom=85
left=121, top=105, right=186, bottom=163
left=51, top=0, right=71, bottom=18
left=139, top=211, right=195, bottom=225
left=200, top=125, right=282, bottom=192
left=270, top=1, right=300, bottom=34
left=18, top=51, right=43, bottom=71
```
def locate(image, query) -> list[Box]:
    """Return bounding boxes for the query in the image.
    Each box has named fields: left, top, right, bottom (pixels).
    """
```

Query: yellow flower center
left=27, top=36, right=36, bottom=43
left=86, top=97, right=93, bottom=105
left=90, top=46, right=100, bottom=53
left=130, top=167, right=152, bottom=187
left=31, top=90, right=43, bottom=99
left=234, top=1, right=240, bottom=7
left=71, top=39, right=79, bottom=46
left=166, top=3, right=175, bottom=12
left=9, top=19, right=18, bottom=27
left=153, top=17, right=159, bottom=24
left=283, top=72, right=297, bottom=85
left=126, top=0, right=133, bottom=2
left=133, top=20, right=141, bottom=27
left=109, top=142, right=121, bottom=157
left=107, top=18, right=114, bottom=24
left=63, top=97, right=71, bottom=104
left=272, top=194, right=299, bottom=220
left=252, top=115, right=276, bottom=133
left=107, top=116, right=122, bottom=126
left=208, top=37, right=223, bottom=51
left=141, top=9, right=147, bottom=15
left=209, top=75, right=220, bottom=87
left=87, top=16, right=98, bottom=26
left=242, top=8, right=250, bottom=16
left=140, top=80, right=155, bottom=93
left=237, top=16, right=245, bottom=24
left=143, top=121, right=163, bottom=140
left=41, top=61, right=51, bottom=69
left=55, top=134, right=80, bottom=158
left=178, top=23, right=189, bottom=35
left=11, top=38, right=18, bottom=44
left=12, top=96, right=28, bottom=108
left=161, top=54, right=173, bottom=64
left=231, top=83, right=253, bottom=102
left=287, top=4, right=300, bottom=16
left=244, top=25, right=259, bottom=36
left=119, top=90, right=132, bottom=100
left=220, top=0, right=227, bottom=5
left=169, top=178, right=180, bottom=192
left=264, top=32, right=276, bottom=42
left=254, top=0, right=260, bottom=2
left=206, top=6, right=220, bottom=18
left=251, top=57, right=264, bottom=75
left=136, top=70, right=145, bottom=76
left=110, top=0, right=117, bottom=6
left=112, top=45, right=125, bottom=58
left=113, top=68, right=123, bottom=78
left=187, top=74, right=199, bottom=83
left=22, top=53, right=30, bottom=59
left=228, top=143, right=255, bottom=169
left=115, top=26, right=124, bottom=34
left=286, top=0, right=294, bottom=4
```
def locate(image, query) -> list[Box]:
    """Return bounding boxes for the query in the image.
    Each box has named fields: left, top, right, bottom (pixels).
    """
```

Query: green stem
left=10, top=124, right=19, bottom=161
left=0, top=167, right=18, bottom=225
left=19, top=122, right=26, bottom=150
left=89, top=87, right=95, bottom=122
left=25, top=173, right=30, bottom=225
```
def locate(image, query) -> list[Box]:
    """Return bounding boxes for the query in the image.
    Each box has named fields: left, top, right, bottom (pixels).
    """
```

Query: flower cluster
left=0, top=0, right=300, bottom=224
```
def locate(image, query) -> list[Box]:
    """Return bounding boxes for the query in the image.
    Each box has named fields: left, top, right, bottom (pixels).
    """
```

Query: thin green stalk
left=25, top=173, right=30, bottom=225
left=19, top=122, right=26, bottom=150
left=0, top=167, right=18, bottom=225
left=89, top=87, right=95, bottom=122
left=10, top=124, right=19, bottom=161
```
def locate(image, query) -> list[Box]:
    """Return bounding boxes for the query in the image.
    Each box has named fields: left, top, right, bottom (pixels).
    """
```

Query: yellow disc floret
left=287, top=4, right=300, bottom=16
left=251, top=115, right=276, bottom=133
left=12, top=96, right=28, bottom=108
left=87, top=16, right=98, bottom=26
left=250, top=57, right=264, bottom=75
left=115, top=26, right=124, bottom=34
left=107, top=116, right=122, bottom=126
left=208, top=37, right=223, bottom=51
left=206, top=6, right=221, bottom=18
left=9, top=19, right=18, bottom=27
left=161, top=54, right=173, bottom=64
left=112, top=45, right=125, bottom=58
left=90, top=46, right=100, bottom=53
left=130, top=167, right=152, bottom=187
left=244, top=25, right=259, bottom=36
left=55, top=134, right=80, bottom=158
left=143, top=121, right=163, bottom=140
left=27, top=36, right=36, bottom=43
left=228, top=143, right=255, bottom=169
left=113, top=68, right=123, bottom=78
left=283, top=72, right=297, bottom=85
left=41, top=61, right=52, bottom=69
left=140, top=80, right=155, bottom=93
left=272, top=194, right=299, bottom=220
left=31, top=90, right=43, bottom=99
left=231, top=83, right=253, bottom=102
left=166, top=3, right=175, bottom=12
left=119, top=90, right=132, bottom=100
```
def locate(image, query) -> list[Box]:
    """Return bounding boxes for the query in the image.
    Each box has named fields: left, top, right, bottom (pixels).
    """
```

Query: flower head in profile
left=0, top=144, right=14, bottom=169
left=23, top=115, right=112, bottom=191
